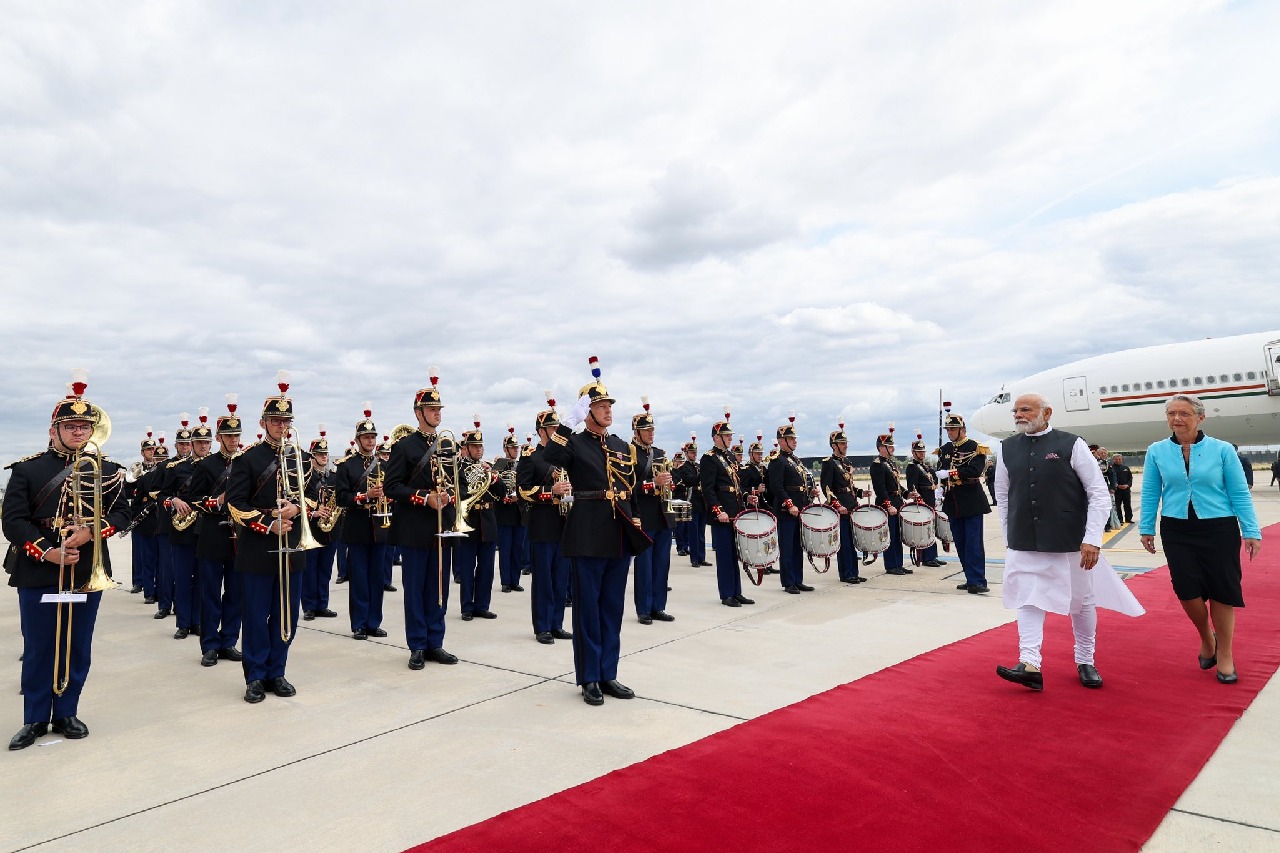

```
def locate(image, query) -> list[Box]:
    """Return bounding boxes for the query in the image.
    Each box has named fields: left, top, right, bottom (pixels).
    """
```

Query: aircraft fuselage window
left=1110, top=385, right=1118, bottom=393
left=1098, top=386, right=1106, bottom=394
left=1233, top=373, right=1242, bottom=382
left=1157, top=380, right=1166, bottom=389
left=1122, top=384, right=1130, bottom=392
left=1248, top=371, right=1257, bottom=380
left=1194, top=377, right=1203, bottom=386
left=1144, top=382, right=1153, bottom=390
left=1219, top=374, right=1228, bottom=383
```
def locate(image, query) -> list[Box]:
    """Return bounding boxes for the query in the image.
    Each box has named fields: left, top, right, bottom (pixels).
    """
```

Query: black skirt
left=1160, top=514, right=1244, bottom=607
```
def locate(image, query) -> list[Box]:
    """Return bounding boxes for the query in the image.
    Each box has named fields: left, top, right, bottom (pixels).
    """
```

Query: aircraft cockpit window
left=986, top=392, right=1011, bottom=405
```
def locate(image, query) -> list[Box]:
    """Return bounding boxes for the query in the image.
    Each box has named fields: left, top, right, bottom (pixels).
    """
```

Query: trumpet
left=552, top=466, right=573, bottom=516
left=272, top=433, right=321, bottom=642
left=369, top=461, right=392, bottom=529
left=316, top=481, right=343, bottom=533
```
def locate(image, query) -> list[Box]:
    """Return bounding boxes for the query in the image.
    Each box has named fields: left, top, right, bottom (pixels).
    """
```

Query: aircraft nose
left=969, top=404, right=997, bottom=437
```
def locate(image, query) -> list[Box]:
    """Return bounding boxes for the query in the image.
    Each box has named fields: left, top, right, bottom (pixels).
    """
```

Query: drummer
left=700, top=417, right=756, bottom=607
left=821, top=424, right=867, bottom=584
left=870, top=430, right=910, bottom=576
left=905, top=436, right=946, bottom=568
left=767, top=420, right=816, bottom=594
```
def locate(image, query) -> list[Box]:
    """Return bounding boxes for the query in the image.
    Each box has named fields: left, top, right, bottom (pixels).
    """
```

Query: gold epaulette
left=226, top=505, right=259, bottom=526
left=5, top=451, right=43, bottom=469
left=166, top=458, right=185, bottom=468
left=518, top=485, right=541, bottom=500
left=521, top=445, right=535, bottom=457
left=977, top=444, right=991, bottom=456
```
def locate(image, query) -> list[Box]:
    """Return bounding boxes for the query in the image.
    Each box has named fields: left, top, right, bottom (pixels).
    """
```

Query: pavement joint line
left=1166, top=808, right=1280, bottom=834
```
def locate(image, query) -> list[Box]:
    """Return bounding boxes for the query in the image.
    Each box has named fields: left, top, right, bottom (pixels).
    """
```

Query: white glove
left=562, top=394, right=592, bottom=430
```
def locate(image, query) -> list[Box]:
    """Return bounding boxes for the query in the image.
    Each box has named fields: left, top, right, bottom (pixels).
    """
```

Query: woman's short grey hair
left=1165, top=393, right=1205, bottom=416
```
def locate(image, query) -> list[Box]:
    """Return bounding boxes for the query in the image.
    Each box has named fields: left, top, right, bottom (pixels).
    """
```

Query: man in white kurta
left=994, top=395, right=1144, bottom=691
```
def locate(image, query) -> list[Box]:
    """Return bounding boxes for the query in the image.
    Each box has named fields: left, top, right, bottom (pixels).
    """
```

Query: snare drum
left=665, top=498, right=693, bottom=522
left=898, top=501, right=936, bottom=550
left=733, top=509, right=779, bottom=572
left=799, top=505, right=840, bottom=558
left=850, top=505, right=890, bottom=554
left=934, top=510, right=954, bottom=544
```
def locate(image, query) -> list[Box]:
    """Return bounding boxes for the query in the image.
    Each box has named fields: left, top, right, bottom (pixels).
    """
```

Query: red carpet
left=409, top=526, right=1280, bottom=853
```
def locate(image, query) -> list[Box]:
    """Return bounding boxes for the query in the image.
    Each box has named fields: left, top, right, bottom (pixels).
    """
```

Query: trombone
left=271, top=432, right=322, bottom=641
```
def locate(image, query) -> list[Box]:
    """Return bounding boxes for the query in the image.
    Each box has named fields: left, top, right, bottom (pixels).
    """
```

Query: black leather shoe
left=676, top=549, right=688, bottom=556
left=460, top=612, right=474, bottom=621
left=721, top=597, right=741, bottom=607
left=302, top=610, right=316, bottom=621
left=734, top=595, right=755, bottom=605
left=473, top=609, right=497, bottom=620
left=698, top=561, right=714, bottom=567
left=996, top=662, right=1044, bottom=691
left=201, top=649, right=218, bottom=667
left=901, top=567, right=914, bottom=574
left=366, top=627, right=388, bottom=638
left=408, top=650, right=426, bottom=670
left=153, top=609, right=170, bottom=619
left=840, top=577, right=858, bottom=584
left=244, top=681, right=266, bottom=704
left=521, top=568, right=532, bottom=575
left=862, top=555, right=878, bottom=566
left=173, top=627, right=190, bottom=639
left=501, top=585, right=512, bottom=593
left=796, top=583, right=814, bottom=592
left=1217, top=669, right=1238, bottom=684
left=267, top=676, right=297, bottom=697
left=651, top=610, right=675, bottom=621
left=581, top=682, right=605, bottom=705
left=130, top=585, right=143, bottom=594
left=551, top=628, right=573, bottom=640
left=51, top=716, right=89, bottom=739
left=9, top=722, right=47, bottom=750
left=600, top=679, right=634, bottom=699
left=784, top=585, right=801, bottom=594
left=143, top=596, right=157, bottom=604
left=426, top=648, right=458, bottom=665
left=638, top=614, right=654, bottom=624
left=335, top=576, right=348, bottom=584
left=968, top=585, right=990, bottom=594
left=535, top=632, right=555, bottom=644
left=1077, top=663, right=1103, bottom=688
left=923, top=560, right=946, bottom=567
left=314, top=608, right=338, bottom=618
left=886, top=568, right=908, bottom=576
left=510, top=584, right=524, bottom=592
left=352, top=628, right=368, bottom=640
left=1199, top=633, right=1218, bottom=670
left=957, top=582, right=972, bottom=590
left=852, top=576, right=868, bottom=583
left=383, top=584, right=397, bottom=592
left=218, top=647, right=243, bottom=661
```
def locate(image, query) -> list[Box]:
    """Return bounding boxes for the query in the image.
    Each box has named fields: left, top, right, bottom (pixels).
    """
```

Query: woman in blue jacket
left=1140, top=394, right=1262, bottom=684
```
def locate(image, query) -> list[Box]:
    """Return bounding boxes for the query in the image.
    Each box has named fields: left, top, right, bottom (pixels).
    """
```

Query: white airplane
left=969, top=330, right=1280, bottom=451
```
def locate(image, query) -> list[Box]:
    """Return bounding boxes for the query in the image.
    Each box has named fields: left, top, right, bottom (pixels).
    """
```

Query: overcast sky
left=3, top=0, right=1278, bottom=473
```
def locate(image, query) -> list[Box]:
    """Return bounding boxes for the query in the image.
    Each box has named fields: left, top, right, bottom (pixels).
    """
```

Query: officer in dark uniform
left=493, top=427, right=526, bottom=593
left=517, top=406, right=574, bottom=644
left=544, top=366, right=649, bottom=706
left=5, top=374, right=131, bottom=749
left=128, top=430, right=162, bottom=600
left=821, top=424, right=867, bottom=584
left=301, top=427, right=341, bottom=621
left=937, top=414, right=990, bottom=593
left=383, top=375, right=460, bottom=671
left=677, top=438, right=708, bottom=567
left=870, top=432, right=910, bottom=575
left=904, top=436, right=945, bottom=568
left=186, top=400, right=244, bottom=666
left=334, top=408, right=389, bottom=641
left=701, top=417, right=757, bottom=606
left=738, top=438, right=765, bottom=501
left=631, top=402, right=678, bottom=622
left=377, top=437, right=399, bottom=591
left=671, top=439, right=696, bottom=557
left=767, top=420, right=816, bottom=593
left=153, top=421, right=193, bottom=621
left=456, top=422, right=506, bottom=621
left=225, top=376, right=306, bottom=703
left=160, top=411, right=207, bottom=640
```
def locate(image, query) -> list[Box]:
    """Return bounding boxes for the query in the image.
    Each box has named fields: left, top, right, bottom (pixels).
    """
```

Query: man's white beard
left=1014, top=417, right=1047, bottom=434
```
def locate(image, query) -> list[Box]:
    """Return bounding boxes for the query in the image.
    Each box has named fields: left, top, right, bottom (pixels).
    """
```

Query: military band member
left=152, top=425, right=192, bottom=620
left=5, top=374, right=131, bottom=749
left=821, top=424, right=867, bottom=584
left=518, top=406, right=574, bottom=644
left=904, top=436, right=945, bottom=568
left=455, top=421, right=506, bottom=621
left=377, top=436, right=399, bottom=591
left=185, top=400, right=244, bottom=665
left=768, top=420, right=816, bottom=593
left=334, top=408, right=389, bottom=640
left=544, top=364, right=650, bottom=706
left=302, top=428, right=341, bottom=621
left=225, top=377, right=305, bottom=703
left=937, top=414, right=991, bottom=593
left=493, top=427, right=526, bottom=594
left=159, top=412, right=205, bottom=639
left=383, top=375, right=460, bottom=670
left=671, top=439, right=697, bottom=557
left=632, top=402, right=678, bottom=622
left=701, top=417, right=757, bottom=606
left=870, top=432, right=910, bottom=575
left=128, top=430, right=162, bottom=600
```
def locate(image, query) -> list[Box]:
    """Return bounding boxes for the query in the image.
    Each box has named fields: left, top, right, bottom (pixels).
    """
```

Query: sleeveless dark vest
left=1001, top=428, right=1086, bottom=552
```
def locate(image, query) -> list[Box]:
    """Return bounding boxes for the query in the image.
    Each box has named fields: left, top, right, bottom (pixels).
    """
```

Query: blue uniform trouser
left=198, top=558, right=242, bottom=653
left=633, top=527, right=674, bottom=615
left=530, top=541, right=571, bottom=635
left=457, top=537, right=496, bottom=615
left=302, top=540, right=337, bottom=612
left=952, top=514, right=987, bottom=585
left=674, top=519, right=689, bottom=552
left=709, top=523, right=743, bottom=600
left=345, top=542, right=386, bottom=632
left=401, top=544, right=450, bottom=651
left=19, top=588, right=101, bottom=724
left=496, top=524, right=526, bottom=588
left=335, top=543, right=349, bottom=581
left=570, top=556, right=630, bottom=685
left=520, top=533, right=532, bottom=574
left=240, top=570, right=300, bottom=684
left=382, top=544, right=396, bottom=587
left=687, top=511, right=707, bottom=564
left=836, top=515, right=859, bottom=580
left=156, top=537, right=174, bottom=611
left=170, top=542, right=200, bottom=629
left=883, top=514, right=904, bottom=570
left=132, top=532, right=159, bottom=597
left=915, top=540, right=939, bottom=564
left=777, top=513, right=804, bottom=588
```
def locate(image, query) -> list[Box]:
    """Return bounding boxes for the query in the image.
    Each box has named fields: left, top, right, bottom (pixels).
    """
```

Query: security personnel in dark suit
left=767, top=421, right=816, bottom=593
left=383, top=377, right=459, bottom=671
left=334, top=409, right=388, bottom=641
left=4, top=376, right=131, bottom=750
left=870, top=432, right=910, bottom=575
left=937, top=414, right=990, bottom=593
left=518, top=407, right=574, bottom=644
left=186, top=402, right=244, bottom=666
left=455, top=422, right=506, bottom=621
left=128, top=431, right=162, bottom=601
left=671, top=440, right=696, bottom=557
left=301, top=429, right=341, bottom=621
left=904, top=436, right=945, bottom=568
left=1110, top=454, right=1134, bottom=524
left=632, top=403, right=679, bottom=622
left=159, top=412, right=206, bottom=640
left=225, top=378, right=307, bottom=703
left=701, top=418, right=757, bottom=606
left=820, top=425, right=867, bottom=584
left=544, top=369, right=649, bottom=707
left=493, top=427, right=526, bottom=593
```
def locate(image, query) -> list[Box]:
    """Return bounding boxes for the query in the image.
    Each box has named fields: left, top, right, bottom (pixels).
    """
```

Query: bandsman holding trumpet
left=153, top=420, right=193, bottom=622
left=302, top=427, right=341, bottom=621
left=225, top=375, right=306, bottom=703
left=335, top=407, right=389, bottom=641
left=4, top=372, right=131, bottom=750
left=632, top=399, right=678, bottom=622
left=517, top=404, right=574, bottom=645
left=128, top=430, right=163, bottom=600
left=493, top=427, right=526, bottom=594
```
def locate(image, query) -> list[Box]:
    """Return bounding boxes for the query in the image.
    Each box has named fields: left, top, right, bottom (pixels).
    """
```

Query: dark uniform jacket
left=383, top=431, right=456, bottom=549
left=905, top=459, right=938, bottom=508
left=304, top=466, right=342, bottom=547
left=458, top=457, right=505, bottom=543
left=740, top=462, right=768, bottom=507
left=128, top=463, right=163, bottom=537
left=491, top=456, right=523, bottom=527
left=767, top=452, right=812, bottom=515
left=673, top=460, right=701, bottom=513
left=700, top=447, right=745, bottom=524
left=1110, top=461, right=1133, bottom=490
left=937, top=438, right=992, bottom=518
left=869, top=455, right=905, bottom=510
left=632, top=443, right=673, bottom=532
left=335, top=451, right=390, bottom=545
left=158, top=455, right=200, bottom=546
left=4, top=447, right=131, bottom=589
left=820, top=455, right=861, bottom=510
left=188, top=450, right=238, bottom=561
left=517, top=443, right=566, bottom=544
left=544, top=425, right=646, bottom=558
left=226, top=439, right=303, bottom=575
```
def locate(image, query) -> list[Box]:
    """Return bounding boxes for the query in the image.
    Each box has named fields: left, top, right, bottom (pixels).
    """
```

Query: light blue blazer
left=1139, top=434, right=1261, bottom=540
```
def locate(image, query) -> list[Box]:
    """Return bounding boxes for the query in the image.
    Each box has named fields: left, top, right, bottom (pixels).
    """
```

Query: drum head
left=799, top=504, right=839, bottom=532
left=851, top=505, right=888, bottom=530
left=734, top=510, right=776, bottom=537
left=899, top=503, right=934, bottom=525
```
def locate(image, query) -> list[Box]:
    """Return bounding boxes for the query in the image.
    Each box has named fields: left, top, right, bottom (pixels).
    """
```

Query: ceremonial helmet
left=218, top=394, right=243, bottom=435
left=355, top=402, right=377, bottom=437
left=829, top=421, right=848, bottom=446
left=140, top=427, right=158, bottom=451
left=414, top=366, right=443, bottom=409
left=190, top=407, right=214, bottom=442
left=537, top=390, right=560, bottom=430
left=577, top=356, right=615, bottom=404
left=309, top=424, right=330, bottom=455
left=503, top=425, right=519, bottom=449
left=712, top=404, right=732, bottom=438
left=461, top=415, right=484, bottom=446
left=683, top=433, right=697, bottom=454
left=910, top=431, right=926, bottom=453
left=777, top=410, right=797, bottom=440
left=175, top=412, right=194, bottom=444
left=944, top=414, right=966, bottom=430
left=631, top=395, right=655, bottom=432
left=261, top=370, right=295, bottom=420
